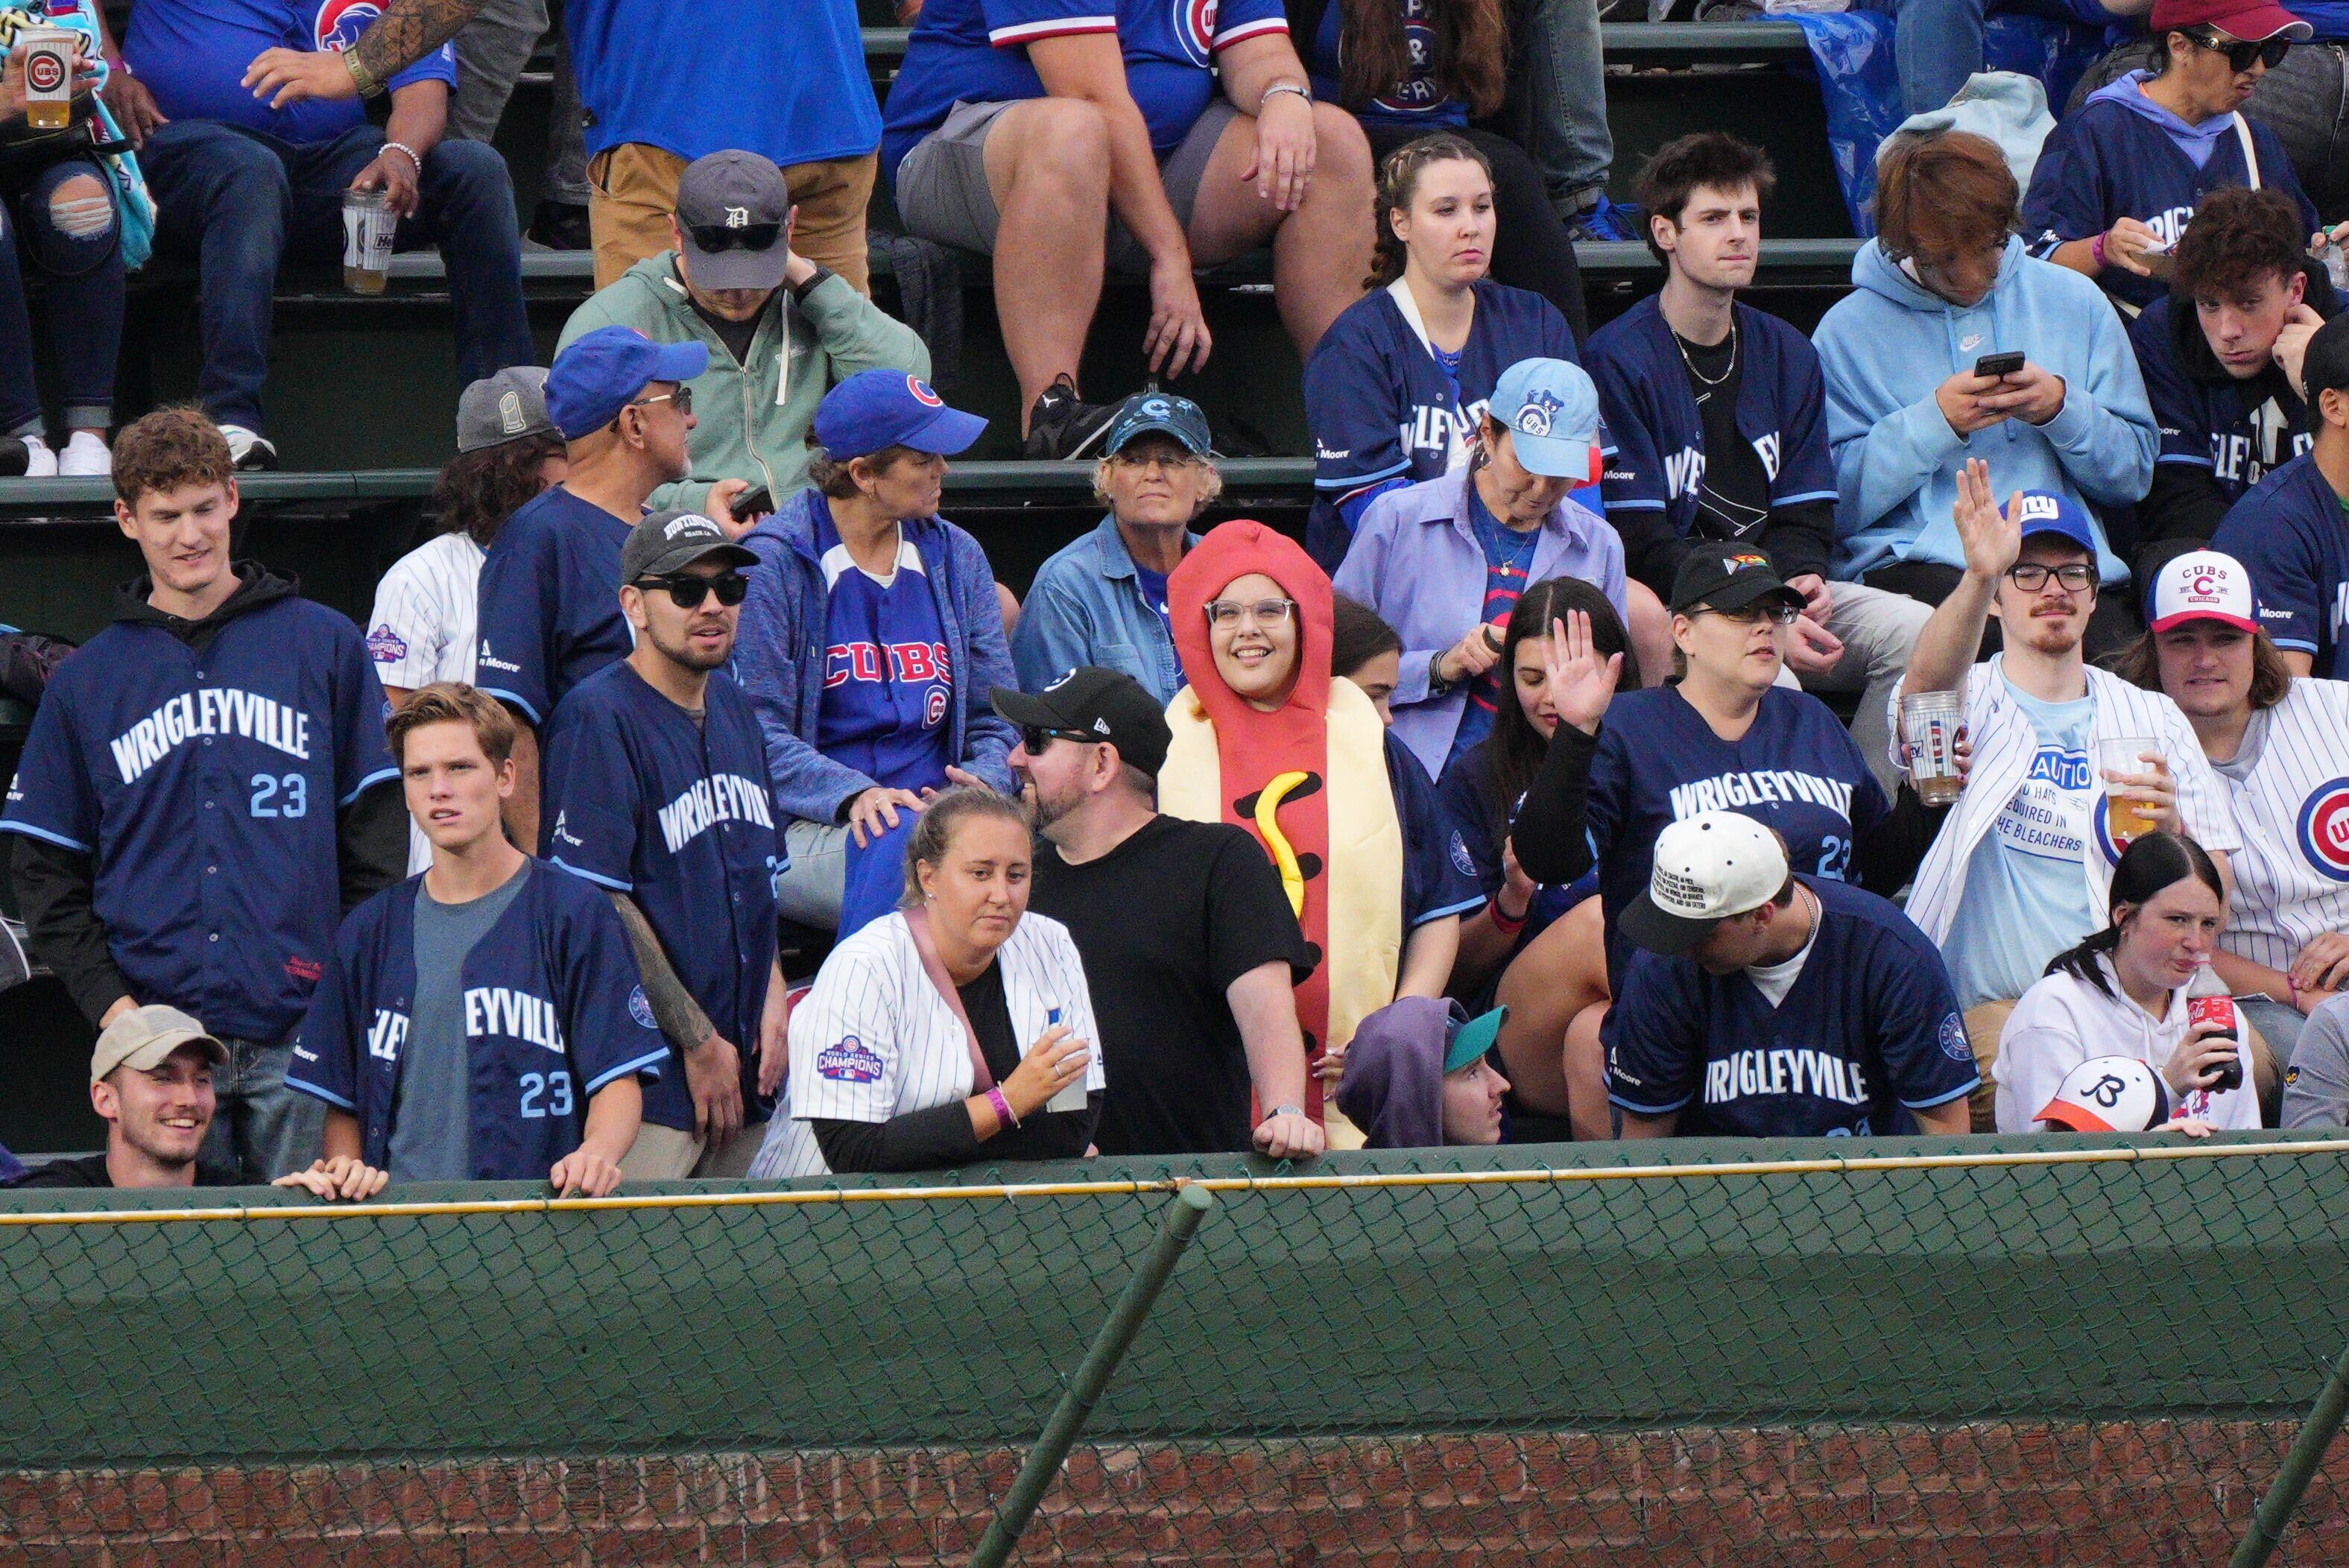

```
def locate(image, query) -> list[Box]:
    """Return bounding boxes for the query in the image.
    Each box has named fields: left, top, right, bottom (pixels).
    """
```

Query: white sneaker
left=218, top=424, right=279, bottom=471
left=57, top=431, right=110, bottom=477
left=19, top=434, right=56, bottom=478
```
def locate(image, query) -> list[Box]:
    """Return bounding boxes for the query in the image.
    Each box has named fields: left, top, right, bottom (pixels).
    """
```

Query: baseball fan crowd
left=4, top=0, right=2349, bottom=1195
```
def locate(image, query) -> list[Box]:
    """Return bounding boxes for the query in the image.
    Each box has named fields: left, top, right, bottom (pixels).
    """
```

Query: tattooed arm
left=241, top=0, right=483, bottom=106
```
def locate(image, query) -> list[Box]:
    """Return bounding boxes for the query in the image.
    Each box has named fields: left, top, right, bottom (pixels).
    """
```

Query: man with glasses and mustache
left=1893, top=463, right=2238, bottom=1125
left=538, top=512, right=786, bottom=1177
left=558, top=152, right=933, bottom=522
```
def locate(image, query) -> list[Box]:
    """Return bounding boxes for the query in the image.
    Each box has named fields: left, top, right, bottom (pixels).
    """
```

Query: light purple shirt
left=1333, top=467, right=1627, bottom=781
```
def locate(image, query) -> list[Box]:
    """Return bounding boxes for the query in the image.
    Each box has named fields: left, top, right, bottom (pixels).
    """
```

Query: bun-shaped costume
left=1160, top=521, right=1403, bottom=1134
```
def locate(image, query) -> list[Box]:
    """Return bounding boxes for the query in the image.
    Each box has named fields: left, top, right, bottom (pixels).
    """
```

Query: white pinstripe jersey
left=747, top=909, right=1104, bottom=1179
left=364, top=531, right=485, bottom=873
left=2210, top=678, right=2349, bottom=972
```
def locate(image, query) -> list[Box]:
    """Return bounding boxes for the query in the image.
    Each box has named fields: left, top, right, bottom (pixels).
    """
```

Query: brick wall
left=4, top=1422, right=2342, bottom=1567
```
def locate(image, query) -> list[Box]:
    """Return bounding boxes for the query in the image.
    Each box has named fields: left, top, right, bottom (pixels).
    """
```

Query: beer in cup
left=2097, top=737, right=2162, bottom=845
left=1899, top=690, right=1964, bottom=806
left=341, top=187, right=395, bottom=294
left=21, top=28, right=76, bottom=132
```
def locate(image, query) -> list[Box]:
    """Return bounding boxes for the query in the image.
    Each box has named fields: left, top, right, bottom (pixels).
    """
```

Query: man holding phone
left=556, top=151, right=934, bottom=522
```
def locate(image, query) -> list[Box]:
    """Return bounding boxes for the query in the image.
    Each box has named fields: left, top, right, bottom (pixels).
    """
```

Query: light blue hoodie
left=1812, top=234, right=2154, bottom=584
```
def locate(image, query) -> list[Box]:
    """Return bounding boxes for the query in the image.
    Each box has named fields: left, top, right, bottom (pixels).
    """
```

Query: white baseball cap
left=2148, top=549, right=2260, bottom=636
left=1620, top=811, right=1789, bottom=956
left=2035, top=1055, right=2172, bottom=1133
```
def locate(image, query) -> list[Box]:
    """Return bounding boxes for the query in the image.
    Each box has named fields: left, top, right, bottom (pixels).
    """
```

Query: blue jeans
left=0, top=156, right=124, bottom=437
left=140, top=118, right=533, bottom=434
left=198, top=1035, right=328, bottom=1183
left=1856, top=0, right=2090, bottom=116
left=1517, top=0, right=1613, bottom=212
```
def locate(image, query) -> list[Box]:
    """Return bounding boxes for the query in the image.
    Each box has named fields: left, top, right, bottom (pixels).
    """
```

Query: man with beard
left=993, top=667, right=1321, bottom=1160
left=540, top=512, right=786, bottom=1178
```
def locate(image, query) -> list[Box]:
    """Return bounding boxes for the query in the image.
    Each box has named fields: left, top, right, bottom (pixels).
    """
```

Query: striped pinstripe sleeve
left=788, top=940, right=908, bottom=1124
left=366, top=549, right=453, bottom=692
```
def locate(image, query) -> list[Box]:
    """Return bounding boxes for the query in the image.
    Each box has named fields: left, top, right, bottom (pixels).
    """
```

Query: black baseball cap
left=992, top=666, right=1172, bottom=777
left=1668, top=546, right=1803, bottom=616
left=619, top=509, right=759, bottom=584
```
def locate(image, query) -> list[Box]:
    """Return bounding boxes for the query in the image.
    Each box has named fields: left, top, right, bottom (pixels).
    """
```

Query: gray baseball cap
left=90, top=1005, right=227, bottom=1087
left=675, top=151, right=791, bottom=293
left=620, top=509, right=759, bottom=584
left=455, top=367, right=557, bottom=454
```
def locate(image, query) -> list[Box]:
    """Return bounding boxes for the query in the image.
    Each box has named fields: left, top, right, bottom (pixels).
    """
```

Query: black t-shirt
left=689, top=294, right=766, bottom=367
left=1028, top=815, right=1312, bottom=1157
left=1678, top=332, right=1771, bottom=543
left=13, top=1153, right=240, bottom=1189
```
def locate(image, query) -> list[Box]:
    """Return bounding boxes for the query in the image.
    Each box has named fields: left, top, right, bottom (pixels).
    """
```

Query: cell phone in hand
left=727, top=485, right=773, bottom=523
left=1972, top=351, right=2025, bottom=379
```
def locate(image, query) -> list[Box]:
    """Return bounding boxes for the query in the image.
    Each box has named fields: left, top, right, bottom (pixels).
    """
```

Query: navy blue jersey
left=814, top=508, right=955, bottom=794
left=2021, top=87, right=2318, bottom=314
left=1605, top=876, right=1976, bottom=1137
left=474, top=486, right=639, bottom=725
left=2211, top=452, right=2349, bottom=676
left=1304, top=279, right=1586, bottom=560
left=2131, top=294, right=2311, bottom=503
left=1390, top=729, right=1482, bottom=931
left=1587, top=686, right=1891, bottom=983
left=1435, top=741, right=1596, bottom=943
left=880, top=0, right=1287, bottom=180
left=1307, top=0, right=1464, bottom=130
left=1, top=593, right=398, bottom=1043
left=540, top=663, right=781, bottom=1131
left=287, top=860, right=666, bottom=1180
left=1585, top=297, right=1839, bottom=581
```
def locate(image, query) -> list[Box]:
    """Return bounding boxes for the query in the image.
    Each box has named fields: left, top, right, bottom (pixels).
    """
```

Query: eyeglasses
left=634, top=572, right=748, bottom=608
left=2005, top=562, right=2097, bottom=594
left=1019, top=724, right=1099, bottom=756
left=687, top=221, right=783, bottom=253
left=1701, top=601, right=1801, bottom=627
left=625, top=386, right=693, bottom=417
left=2185, top=28, right=2291, bottom=71
left=1205, top=598, right=1296, bottom=629
left=1109, top=447, right=1204, bottom=472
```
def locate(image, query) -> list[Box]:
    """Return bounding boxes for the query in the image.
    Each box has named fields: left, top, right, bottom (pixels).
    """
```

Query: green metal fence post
left=969, top=1183, right=1215, bottom=1568
left=2232, top=1335, right=2349, bottom=1567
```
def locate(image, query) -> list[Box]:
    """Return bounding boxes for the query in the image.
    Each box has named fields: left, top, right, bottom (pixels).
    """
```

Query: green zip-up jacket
left=556, top=254, right=932, bottom=515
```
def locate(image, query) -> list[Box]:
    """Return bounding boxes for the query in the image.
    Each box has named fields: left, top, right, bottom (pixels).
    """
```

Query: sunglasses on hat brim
left=686, top=221, right=783, bottom=254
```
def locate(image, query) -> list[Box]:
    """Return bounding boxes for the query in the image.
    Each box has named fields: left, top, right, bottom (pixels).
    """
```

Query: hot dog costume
left=1160, top=521, right=1404, bottom=1138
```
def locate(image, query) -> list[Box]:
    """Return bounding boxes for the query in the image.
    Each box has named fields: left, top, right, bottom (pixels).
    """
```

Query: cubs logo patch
left=315, top=0, right=385, bottom=53
left=818, top=1037, right=885, bottom=1083
left=1175, top=0, right=1220, bottom=66
left=1514, top=388, right=1564, bottom=437
left=2090, top=794, right=2127, bottom=868
left=2298, top=778, right=2349, bottom=884
left=1939, top=1014, right=1972, bottom=1064
left=628, top=985, right=658, bottom=1031
left=365, top=622, right=410, bottom=663
left=906, top=376, right=944, bottom=407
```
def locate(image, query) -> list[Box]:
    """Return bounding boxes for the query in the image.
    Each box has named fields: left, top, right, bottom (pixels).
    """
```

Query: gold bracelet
left=344, top=49, right=382, bottom=98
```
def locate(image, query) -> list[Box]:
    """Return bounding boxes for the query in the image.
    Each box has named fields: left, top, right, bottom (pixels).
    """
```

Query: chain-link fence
left=4, top=1132, right=2349, bottom=1566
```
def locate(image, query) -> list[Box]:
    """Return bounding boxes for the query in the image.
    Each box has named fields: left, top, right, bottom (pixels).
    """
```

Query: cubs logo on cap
left=2036, top=1055, right=2172, bottom=1132
left=1488, top=357, right=1603, bottom=482
left=2298, top=779, right=2349, bottom=883
left=2149, top=549, right=2260, bottom=635
left=1514, top=388, right=1565, bottom=438
left=907, top=376, right=944, bottom=408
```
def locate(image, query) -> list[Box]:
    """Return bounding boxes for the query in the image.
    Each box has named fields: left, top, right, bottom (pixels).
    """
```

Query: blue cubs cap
left=814, top=369, right=987, bottom=461
left=2012, top=490, right=2097, bottom=556
left=1102, top=391, right=1213, bottom=458
left=547, top=326, right=709, bottom=440
left=1488, top=358, right=1602, bottom=479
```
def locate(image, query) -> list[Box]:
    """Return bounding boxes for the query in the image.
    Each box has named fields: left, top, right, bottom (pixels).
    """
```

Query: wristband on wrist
left=1488, top=898, right=1528, bottom=936
left=1265, top=1104, right=1307, bottom=1122
left=344, top=50, right=382, bottom=98
left=985, top=1086, right=1019, bottom=1131
left=790, top=265, right=835, bottom=303
left=1258, top=80, right=1311, bottom=111
left=382, top=141, right=423, bottom=175
left=2089, top=230, right=2108, bottom=271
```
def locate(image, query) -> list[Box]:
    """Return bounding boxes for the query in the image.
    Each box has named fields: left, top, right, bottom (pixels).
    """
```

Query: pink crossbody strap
left=904, top=907, right=995, bottom=1093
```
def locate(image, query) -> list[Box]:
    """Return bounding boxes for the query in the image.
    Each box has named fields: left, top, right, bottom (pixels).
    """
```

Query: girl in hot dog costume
left=1161, top=522, right=1477, bottom=1145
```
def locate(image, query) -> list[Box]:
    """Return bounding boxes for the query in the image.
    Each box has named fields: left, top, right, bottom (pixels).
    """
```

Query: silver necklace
left=1672, top=316, right=1738, bottom=400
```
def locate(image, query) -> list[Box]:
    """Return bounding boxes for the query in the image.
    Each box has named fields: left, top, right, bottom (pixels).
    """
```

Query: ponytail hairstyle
left=1336, top=0, right=1510, bottom=124
left=900, top=786, right=1034, bottom=908
left=1367, top=132, right=1495, bottom=289
left=1484, top=577, right=1637, bottom=818
left=2041, top=831, right=2225, bottom=999
left=1330, top=592, right=1404, bottom=682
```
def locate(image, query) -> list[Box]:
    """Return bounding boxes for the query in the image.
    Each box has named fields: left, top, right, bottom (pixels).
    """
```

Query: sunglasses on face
left=2005, top=562, right=2096, bottom=594
left=1019, top=724, right=1098, bottom=756
left=2187, top=28, right=2291, bottom=69
left=1205, top=598, right=1297, bottom=629
left=635, top=572, right=748, bottom=608
left=1702, top=601, right=1801, bottom=627
left=687, top=221, right=783, bottom=253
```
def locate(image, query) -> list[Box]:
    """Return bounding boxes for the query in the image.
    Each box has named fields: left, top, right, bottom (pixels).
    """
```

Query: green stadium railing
left=4, top=1134, right=2349, bottom=1565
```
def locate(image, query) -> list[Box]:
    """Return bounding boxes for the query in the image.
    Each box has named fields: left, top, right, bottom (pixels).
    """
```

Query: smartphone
left=727, top=484, right=773, bottom=523
left=1972, top=351, right=2025, bottom=379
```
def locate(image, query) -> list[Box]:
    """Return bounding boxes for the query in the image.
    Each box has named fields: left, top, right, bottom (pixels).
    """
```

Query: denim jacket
left=1011, top=514, right=1202, bottom=704
left=735, top=489, right=1017, bottom=825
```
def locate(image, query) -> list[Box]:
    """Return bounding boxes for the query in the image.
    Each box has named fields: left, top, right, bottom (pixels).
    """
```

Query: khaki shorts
left=893, top=97, right=1234, bottom=274
left=587, top=142, right=876, bottom=293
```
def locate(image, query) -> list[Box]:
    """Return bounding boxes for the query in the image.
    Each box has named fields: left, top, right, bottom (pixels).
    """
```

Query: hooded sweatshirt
left=1812, top=235, right=2155, bottom=584
left=1333, top=995, right=1453, bottom=1148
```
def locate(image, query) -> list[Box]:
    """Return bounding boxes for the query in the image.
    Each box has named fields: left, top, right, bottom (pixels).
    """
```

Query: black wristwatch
left=789, top=265, right=835, bottom=304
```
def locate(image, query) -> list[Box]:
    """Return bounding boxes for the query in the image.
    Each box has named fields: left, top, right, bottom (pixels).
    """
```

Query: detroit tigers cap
left=2148, top=549, right=2262, bottom=634
left=814, top=368, right=987, bottom=462
left=675, top=150, right=792, bottom=293
left=620, top=509, right=759, bottom=583
left=1445, top=1005, right=1508, bottom=1075
left=2036, top=1055, right=2173, bottom=1133
left=1669, top=545, right=1801, bottom=616
left=992, top=666, right=1173, bottom=777
left=90, top=1005, right=227, bottom=1087
left=1621, top=811, right=1790, bottom=956
left=2149, top=0, right=2311, bottom=42
left=455, top=367, right=556, bottom=454
left=1102, top=391, right=1214, bottom=458
left=1488, top=358, right=1603, bottom=480
left=546, top=326, right=710, bottom=440
left=2012, top=490, right=2098, bottom=557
